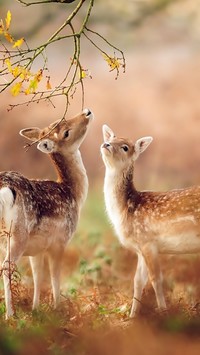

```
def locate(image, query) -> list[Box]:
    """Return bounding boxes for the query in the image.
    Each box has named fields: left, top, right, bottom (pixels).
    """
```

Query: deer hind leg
left=141, top=243, right=167, bottom=312
left=2, top=268, right=14, bottom=319
left=130, top=253, right=148, bottom=318
left=2, top=234, right=26, bottom=319
left=48, top=247, right=64, bottom=309
left=29, top=253, right=45, bottom=310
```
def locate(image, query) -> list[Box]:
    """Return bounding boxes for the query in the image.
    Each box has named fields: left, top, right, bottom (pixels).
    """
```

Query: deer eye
left=63, top=130, right=70, bottom=139
left=122, top=145, right=129, bottom=152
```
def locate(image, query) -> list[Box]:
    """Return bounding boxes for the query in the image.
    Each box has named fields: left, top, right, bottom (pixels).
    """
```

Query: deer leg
left=2, top=238, right=25, bottom=319
left=2, top=262, right=15, bottom=319
left=130, top=253, right=148, bottom=318
left=141, top=243, right=167, bottom=311
left=48, top=248, right=64, bottom=309
left=29, top=253, right=45, bottom=310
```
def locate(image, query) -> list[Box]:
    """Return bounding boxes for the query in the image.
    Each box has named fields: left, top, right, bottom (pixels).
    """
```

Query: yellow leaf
left=80, top=69, right=87, bottom=79
left=12, top=66, right=20, bottom=78
left=5, top=58, right=12, bottom=73
left=13, top=38, right=24, bottom=48
left=28, top=78, right=38, bottom=93
left=11, top=82, right=22, bottom=96
left=26, top=70, right=43, bottom=94
left=4, top=32, right=13, bottom=43
left=103, top=53, right=120, bottom=70
left=5, top=10, right=11, bottom=31
left=20, top=67, right=31, bottom=80
left=24, top=88, right=30, bottom=95
left=35, top=69, right=43, bottom=82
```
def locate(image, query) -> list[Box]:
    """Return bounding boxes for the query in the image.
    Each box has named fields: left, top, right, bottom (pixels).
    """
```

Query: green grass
left=74, top=188, right=111, bottom=241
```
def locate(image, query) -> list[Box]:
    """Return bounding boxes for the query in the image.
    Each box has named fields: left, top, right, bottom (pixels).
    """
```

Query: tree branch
left=0, top=0, right=125, bottom=117
left=16, top=0, right=77, bottom=6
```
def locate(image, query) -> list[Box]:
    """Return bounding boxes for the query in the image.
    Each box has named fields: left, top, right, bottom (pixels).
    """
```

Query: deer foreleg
left=2, top=239, right=24, bottom=319
left=130, top=253, right=148, bottom=318
left=48, top=248, right=64, bottom=309
left=29, top=253, right=45, bottom=310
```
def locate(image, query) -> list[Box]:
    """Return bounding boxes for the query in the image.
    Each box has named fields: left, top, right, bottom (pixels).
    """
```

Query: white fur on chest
left=104, top=173, right=125, bottom=243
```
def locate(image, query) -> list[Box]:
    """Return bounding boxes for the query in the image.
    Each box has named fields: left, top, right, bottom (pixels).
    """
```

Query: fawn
left=0, top=108, right=93, bottom=319
left=101, top=124, right=200, bottom=317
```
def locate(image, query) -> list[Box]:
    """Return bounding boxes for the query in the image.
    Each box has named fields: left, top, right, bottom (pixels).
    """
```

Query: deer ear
left=102, top=125, right=115, bottom=142
left=19, top=127, right=41, bottom=141
left=134, top=136, right=153, bottom=160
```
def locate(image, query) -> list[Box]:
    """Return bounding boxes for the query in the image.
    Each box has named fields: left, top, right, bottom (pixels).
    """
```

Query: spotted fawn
left=101, top=124, right=200, bottom=317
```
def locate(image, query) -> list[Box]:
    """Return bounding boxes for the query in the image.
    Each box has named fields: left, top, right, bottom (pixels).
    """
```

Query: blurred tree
left=0, top=0, right=125, bottom=117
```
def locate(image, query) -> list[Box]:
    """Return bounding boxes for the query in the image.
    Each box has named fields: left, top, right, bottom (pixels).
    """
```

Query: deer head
left=101, top=124, right=153, bottom=170
left=20, top=108, right=93, bottom=154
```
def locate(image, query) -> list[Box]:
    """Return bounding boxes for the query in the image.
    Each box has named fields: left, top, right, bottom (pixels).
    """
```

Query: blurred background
left=0, top=0, right=200, bottom=191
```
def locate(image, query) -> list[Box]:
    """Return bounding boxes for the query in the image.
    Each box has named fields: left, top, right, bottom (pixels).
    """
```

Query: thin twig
left=16, top=0, right=77, bottom=6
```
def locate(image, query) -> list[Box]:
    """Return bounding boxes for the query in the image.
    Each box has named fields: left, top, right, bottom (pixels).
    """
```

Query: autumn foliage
left=0, top=5, right=125, bottom=116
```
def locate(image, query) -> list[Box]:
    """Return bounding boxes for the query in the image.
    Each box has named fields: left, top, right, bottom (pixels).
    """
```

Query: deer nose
left=83, top=108, right=92, bottom=117
left=86, top=109, right=92, bottom=116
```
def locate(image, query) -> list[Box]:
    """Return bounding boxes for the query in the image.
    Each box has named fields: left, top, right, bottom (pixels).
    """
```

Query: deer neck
left=104, top=163, right=138, bottom=214
left=50, top=151, right=88, bottom=207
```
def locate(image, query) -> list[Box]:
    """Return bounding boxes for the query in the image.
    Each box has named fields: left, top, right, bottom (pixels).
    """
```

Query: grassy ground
left=0, top=190, right=200, bottom=354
